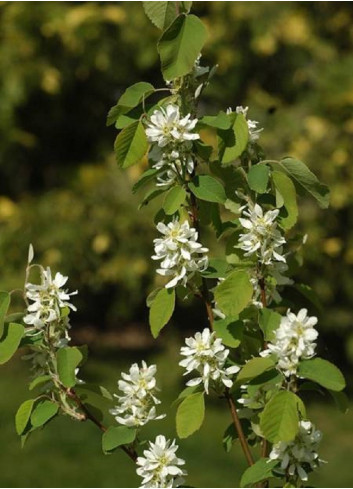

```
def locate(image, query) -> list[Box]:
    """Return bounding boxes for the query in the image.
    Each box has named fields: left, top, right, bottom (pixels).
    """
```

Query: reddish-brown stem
left=225, top=390, right=254, bottom=467
left=188, top=192, right=254, bottom=467
left=67, top=388, right=138, bottom=463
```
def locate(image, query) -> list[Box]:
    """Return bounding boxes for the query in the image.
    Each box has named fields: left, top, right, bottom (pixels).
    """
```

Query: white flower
left=145, top=105, right=199, bottom=148
left=110, top=361, right=165, bottom=428
left=136, top=435, right=187, bottom=488
left=24, top=267, right=77, bottom=329
left=269, top=420, right=323, bottom=482
left=152, top=219, right=208, bottom=288
left=179, top=328, right=240, bottom=394
left=261, top=309, right=318, bottom=377
left=238, top=203, right=286, bottom=265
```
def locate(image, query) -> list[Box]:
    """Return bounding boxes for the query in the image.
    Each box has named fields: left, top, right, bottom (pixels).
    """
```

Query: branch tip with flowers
left=0, top=2, right=347, bottom=488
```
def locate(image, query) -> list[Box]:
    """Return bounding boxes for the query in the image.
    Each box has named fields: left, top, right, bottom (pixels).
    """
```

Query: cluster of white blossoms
left=136, top=435, right=187, bottom=488
left=152, top=219, right=208, bottom=289
left=110, top=361, right=165, bottom=428
left=24, top=267, right=77, bottom=330
left=179, top=328, right=240, bottom=394
left=238, top=203, right=286, bottom=265
left=269, top=420, right=323, bottom=482
left=227, top=106, right=263, bottom=142
left=145, top=104, right=199, bottom=187
left=261, top=309, right=318, bottom=377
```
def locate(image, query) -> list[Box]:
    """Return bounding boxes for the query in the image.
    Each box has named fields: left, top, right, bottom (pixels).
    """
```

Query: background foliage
left=0, top=1, right=352, bottom=486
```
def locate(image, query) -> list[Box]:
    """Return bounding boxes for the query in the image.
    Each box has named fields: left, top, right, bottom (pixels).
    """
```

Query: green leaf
left=260, top=391, right=306, bottom=443
left=240, top=458, right=279, bottom=488
left=149, top=288, right=175, bottom=338
left=57, top=347, right=83, bottom=388
left=138, top=188, right=166, bottom=209
left=0, top=291, right=10, bottom=337
left=213, top=317, right=244, bottom=348
left=107, top=82, right=154, bottom=126
left=158, top=14, right=207, bottom=81
left=218, top=113, right=249, bottom=165
left=15, top=399, right=35, bottom=435
left=247, top=165, right=270, bottom=194
left=298, top=358, right=346, bottom=392
left=274, top=157, right=330, bottom=209
left=201, top=258, right=229, bottom=279
left=132, top=168, right=158, bottom=193
left=214, top=270, right=253, bottom=317
left=172, top=384, right=203, bottom=407
left=0, top=322, right=25, bottom=365
left=31, top=400, right=59, bottom=428
left=102, top=426, right=137, bottom=453
left=114, top=121, right=148, bottom=169
left=328, top=390, right=349, bottom=414
left=143, top=2, right=178, bottom=30
left=29, top=375, right=52, bottom=391
left=272, top=170, right=298, bottom=229
left=193, top=140, right=213, bottom=161
left=259, top=308, right=281, bottom=342
left=188, top=175, right=226, bottom=204
left=163, top=185, right=187, bottom=215
left=200, top=111, right=232, bottom=130
left=237, top=357, right=275, bottom=384
left=176, top=392, right=205, bottom=439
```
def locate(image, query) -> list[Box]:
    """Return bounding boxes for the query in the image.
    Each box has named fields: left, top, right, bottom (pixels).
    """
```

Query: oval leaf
left=0, top=322, right=25, bottom=365
left=163, top=185, right=187, bottom=215
left=260, top=391, right=306, bottom=443
left=218, top=113, right=249, bottom=165
left=107, top=82, right=154, bottom=126
left=259, top=308, right=281, bottom=342
left=115, top=121, right=148, bottom=169
left=15, top=399, right=35, bottom=435
left=276, top=157, right=330, bottom=209
left=176, top=392, right=205, bottom=439
left=248, top=165, right=270, bottom=194
left=31, top=400, right=59, bottom=428
left=272, top=170, right=298, bottom=229
left=57, top=347, right=83, bottom=388
left=102, top=426, right=137, bottom=453
left=0, top=291, right=11, bottom=338
left=188, top=175, right=226, bottom=204
left=214, top=270, right=253, bottom=317
left=240, top=458, right=279, bottom=488
left=214, top=317, right=244, bottom=348
left=143, top=1, right=178, bottom=30
left=149, top=288, right=175, bottom=338
left=237, top=357, right=275, bottom=384
left=158, top=14, right=207, bottom=80
left=298, top=358, right=346, bottom=392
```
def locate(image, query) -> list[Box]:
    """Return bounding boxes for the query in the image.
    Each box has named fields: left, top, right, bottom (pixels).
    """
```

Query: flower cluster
left=269, top=420, right=323, bottom=482
left=227, top=106, right=263, bottom=142
left=110, top=361, right=165, bottom=428
left=24, top=267, right=77, bottom=330
left=261, top=309, right=318, bottom=377
left=179, top=328, right=240, bottom=394
left=152, top=219, right=208, bottom=288
left=136, top=435, right=187, bottom=488
left=145, top=104, right=199, bottom=187
left=238, top=203, right=286, bottom=265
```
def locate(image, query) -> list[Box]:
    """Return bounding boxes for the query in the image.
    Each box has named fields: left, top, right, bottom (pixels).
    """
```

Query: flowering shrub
left=0, top=2, right=347, bottom=488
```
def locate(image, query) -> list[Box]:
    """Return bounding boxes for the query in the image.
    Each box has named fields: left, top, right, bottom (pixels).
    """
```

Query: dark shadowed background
left=0, top=2, right=352, bottom=487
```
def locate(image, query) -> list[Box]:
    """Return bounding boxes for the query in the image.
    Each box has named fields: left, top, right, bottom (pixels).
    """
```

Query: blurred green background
left=0, top=1, right=352, bottom=487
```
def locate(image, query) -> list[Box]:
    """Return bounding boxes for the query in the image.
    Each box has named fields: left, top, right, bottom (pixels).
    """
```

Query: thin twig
left=67, top=388, right=138, bottom=463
